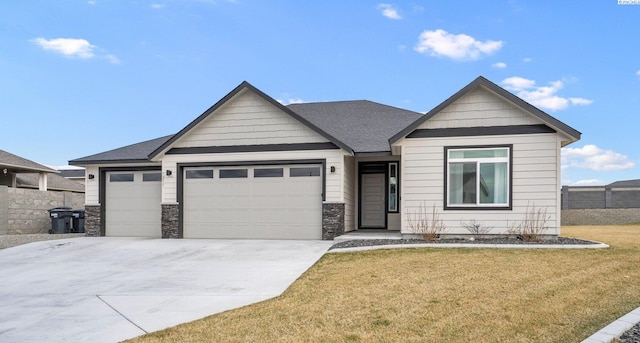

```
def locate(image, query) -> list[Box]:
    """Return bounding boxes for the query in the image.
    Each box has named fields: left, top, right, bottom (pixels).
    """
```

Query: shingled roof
left=69, top=135, right=173, bottom=165
left=16, top=173, right=84, bottom=193
left=288, top=100, right=423, bottom=154
left=70, top=100, right=423, bottom=164
left=608, top=179, right=640, bottom=188
left=0, top=150, right=58, bottom=174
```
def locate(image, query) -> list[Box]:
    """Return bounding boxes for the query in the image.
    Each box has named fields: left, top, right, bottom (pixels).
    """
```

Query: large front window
left=446, top=146, right=510, bottom=208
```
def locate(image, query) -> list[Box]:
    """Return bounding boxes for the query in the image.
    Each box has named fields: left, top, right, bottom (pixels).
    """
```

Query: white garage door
left=105, top=171, right=162, bottom=237
left=183, top=164, right=322, bottom=239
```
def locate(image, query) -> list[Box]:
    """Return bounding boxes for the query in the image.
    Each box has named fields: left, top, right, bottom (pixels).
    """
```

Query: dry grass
left=128, top=225, right=640, bottom=343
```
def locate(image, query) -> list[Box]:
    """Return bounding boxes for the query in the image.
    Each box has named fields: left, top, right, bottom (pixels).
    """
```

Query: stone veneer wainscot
left=322, top=202, right=345, bottom=240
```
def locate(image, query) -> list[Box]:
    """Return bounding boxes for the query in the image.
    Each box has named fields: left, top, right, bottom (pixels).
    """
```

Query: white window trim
left=446, top=146, right=511, bottom=208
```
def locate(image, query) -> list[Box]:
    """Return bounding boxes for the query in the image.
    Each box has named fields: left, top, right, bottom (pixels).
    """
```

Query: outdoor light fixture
left=166, top=170, right=172, bottom=176
left=88, top=174, right=95, bottom=180
left=2, top=168, right=7, bottom=175
left=330, top=166, right=336, bottom=173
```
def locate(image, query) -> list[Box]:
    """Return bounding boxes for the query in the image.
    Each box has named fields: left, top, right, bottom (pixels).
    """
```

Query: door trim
left=99, top=166, right=161, bottom=237
left=177, top=159, right=326, bottom=239
left=358, top=162, right=389, bottom=229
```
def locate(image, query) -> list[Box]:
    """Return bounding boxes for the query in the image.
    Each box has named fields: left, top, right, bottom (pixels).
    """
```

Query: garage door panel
left=183, top=164, right=322, bottom=239
left=105, top=171, right=161, bottom=237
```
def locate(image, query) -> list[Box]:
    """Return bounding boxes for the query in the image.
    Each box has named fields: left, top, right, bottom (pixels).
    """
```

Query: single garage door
left=183, top=164, right=322, bottom=239
left=105, top=171, right=162, bottom=237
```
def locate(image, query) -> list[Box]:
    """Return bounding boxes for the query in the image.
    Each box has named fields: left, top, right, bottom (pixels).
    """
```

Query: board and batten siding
left=172, top=89, right=329, bottom=148
left=343, top=155, right=356, bottom=232
left=161, top=149, right=348, bottom=205
left=400, top=134, right=562, bottom=235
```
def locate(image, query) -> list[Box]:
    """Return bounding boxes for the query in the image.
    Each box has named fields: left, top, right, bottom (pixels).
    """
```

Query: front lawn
left=128, top=225, right=640, bottom=343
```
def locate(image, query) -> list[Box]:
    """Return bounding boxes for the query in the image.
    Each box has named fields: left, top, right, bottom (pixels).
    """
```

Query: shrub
left=461, top=219, right=492, bottom=239
left=507, top=203, right=551, bottom=242
left=406, top=202, right=446, bottom=242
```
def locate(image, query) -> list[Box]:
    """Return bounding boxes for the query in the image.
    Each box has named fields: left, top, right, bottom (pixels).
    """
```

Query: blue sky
left=1, top=0, right=638, bottom=185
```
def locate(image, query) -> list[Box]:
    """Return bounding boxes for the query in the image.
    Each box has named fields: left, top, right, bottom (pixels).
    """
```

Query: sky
left=1, top=0, right=638, bottom=186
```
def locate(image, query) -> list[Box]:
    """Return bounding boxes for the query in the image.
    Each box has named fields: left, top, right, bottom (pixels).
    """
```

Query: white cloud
left=414, top=29, right=503, bottom=61
left=636, top=70, right=640, bottom=78
left=151, top=3, right=166, bottom=9
left=31, top=37, right=95, bottom=59
left=277, top=98, right=305, bottom=105
left=492, top=62, right=507, bottom=69
left=104, top=54, right=121, bottom=64
left=562, top=145, right=635, bottom=171
left=377, top=4, right=402, bottom=19
left=31, top=37, right=120, bottom=64
left=501, top=76, right=593, bottom=111
left=570, top=179, right=607, bottom=186
left=87, top=0, right=96, bottom=4
left=523, top=57, right=533, bottom=62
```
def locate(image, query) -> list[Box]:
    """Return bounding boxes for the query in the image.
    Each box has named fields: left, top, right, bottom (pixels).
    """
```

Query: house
left=58, top=168, right=86, bottom=186
left=69, top=76, right=580, bottom=239
left=0, top=150, right=84, bottom=234
left=0, top=150, right=58, bottom=191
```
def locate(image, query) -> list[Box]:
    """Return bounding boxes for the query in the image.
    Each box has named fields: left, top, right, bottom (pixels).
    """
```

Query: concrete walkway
left=0, top=237, right=333, bottom=343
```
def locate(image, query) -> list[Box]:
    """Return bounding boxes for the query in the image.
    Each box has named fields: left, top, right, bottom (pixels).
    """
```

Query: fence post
left=561, top=186, right=569, bottom=210
left=605, top=186, right=612, bottom=209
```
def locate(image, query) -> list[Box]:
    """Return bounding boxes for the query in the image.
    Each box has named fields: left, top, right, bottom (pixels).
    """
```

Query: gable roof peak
left=148, top=80, right=354, bottom=159
left=389, top=75, right=581, bottom=144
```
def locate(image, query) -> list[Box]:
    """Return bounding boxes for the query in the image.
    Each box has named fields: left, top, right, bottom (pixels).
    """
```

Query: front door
left=360, top=173, right=386, bottom=228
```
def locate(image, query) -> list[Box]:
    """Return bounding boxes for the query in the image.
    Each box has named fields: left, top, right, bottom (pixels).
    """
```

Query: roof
left=608, top=179, right=640, bottom=188
left=70, top=77, right=581, bottom=165
left=148, top=81, right=353, bottom=159
left=58, top=169, right=85, bottom=178
left=288, top=100, right=423, bottom=154
left=390, top=76, right=581, bottom=144
left=0, top=150, right=58, bottom=174
left=69, top=135, right=173, bottom=165
left=16, top=173, right=85, bottom=192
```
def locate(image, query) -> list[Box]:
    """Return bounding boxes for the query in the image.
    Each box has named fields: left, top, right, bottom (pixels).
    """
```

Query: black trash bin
left=49, top=207, right=73, bottom=234
left=72, top=210, right=85, bottom=233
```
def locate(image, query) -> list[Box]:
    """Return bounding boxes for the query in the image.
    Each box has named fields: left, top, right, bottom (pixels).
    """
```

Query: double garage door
left=183, top=164, right=322, bottom=239
left=104, top=165, right=323, bottom=239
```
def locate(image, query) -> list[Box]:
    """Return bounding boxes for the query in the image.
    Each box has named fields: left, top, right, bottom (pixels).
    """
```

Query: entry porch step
left=334, top=230, right=402, bottom=242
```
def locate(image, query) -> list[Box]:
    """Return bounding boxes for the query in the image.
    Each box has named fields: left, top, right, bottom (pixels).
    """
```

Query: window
left=142, top=172, right=162, bottom=182
left=388, top=163, right=398, bottom=212
left=446, top=147, right=510, bottom=208
left=219, top=169, right=248, bottom=178
left=109, top=173, right=134, bottom=182
left=185, top=169, right=213, bottom=179
left=290, top=167, right=321, bottom=177
left=254, top=168, right=283, bottom=178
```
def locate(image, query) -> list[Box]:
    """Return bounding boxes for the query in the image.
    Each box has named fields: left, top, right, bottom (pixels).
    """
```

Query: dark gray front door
left=360, top=173, right=385, bottom=228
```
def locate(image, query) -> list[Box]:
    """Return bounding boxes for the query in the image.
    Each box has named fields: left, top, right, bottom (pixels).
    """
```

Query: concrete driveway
left=0, top=237, right=333, bottom=343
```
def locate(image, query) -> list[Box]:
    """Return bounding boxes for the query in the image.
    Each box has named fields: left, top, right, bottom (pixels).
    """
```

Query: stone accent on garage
left=84, top=205, right=101, bottom=237
left=162, top=204, right=180, bottom=238
left=322, top=202, right=345, bottom=240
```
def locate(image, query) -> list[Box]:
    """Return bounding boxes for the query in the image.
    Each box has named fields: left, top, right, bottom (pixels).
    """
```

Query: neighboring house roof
left=69, top=135, right=173, bottom=165
left=390, top=76, right=581, bottom=145
left=16, top=173, right=85, bottom=193
left=288, top=100, right=423, bottom=155
left=58, top=169, right=85, bottom=178
left=0, top=150, right=58, bottom=174
left=608, top=179, right=640, bottom=187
